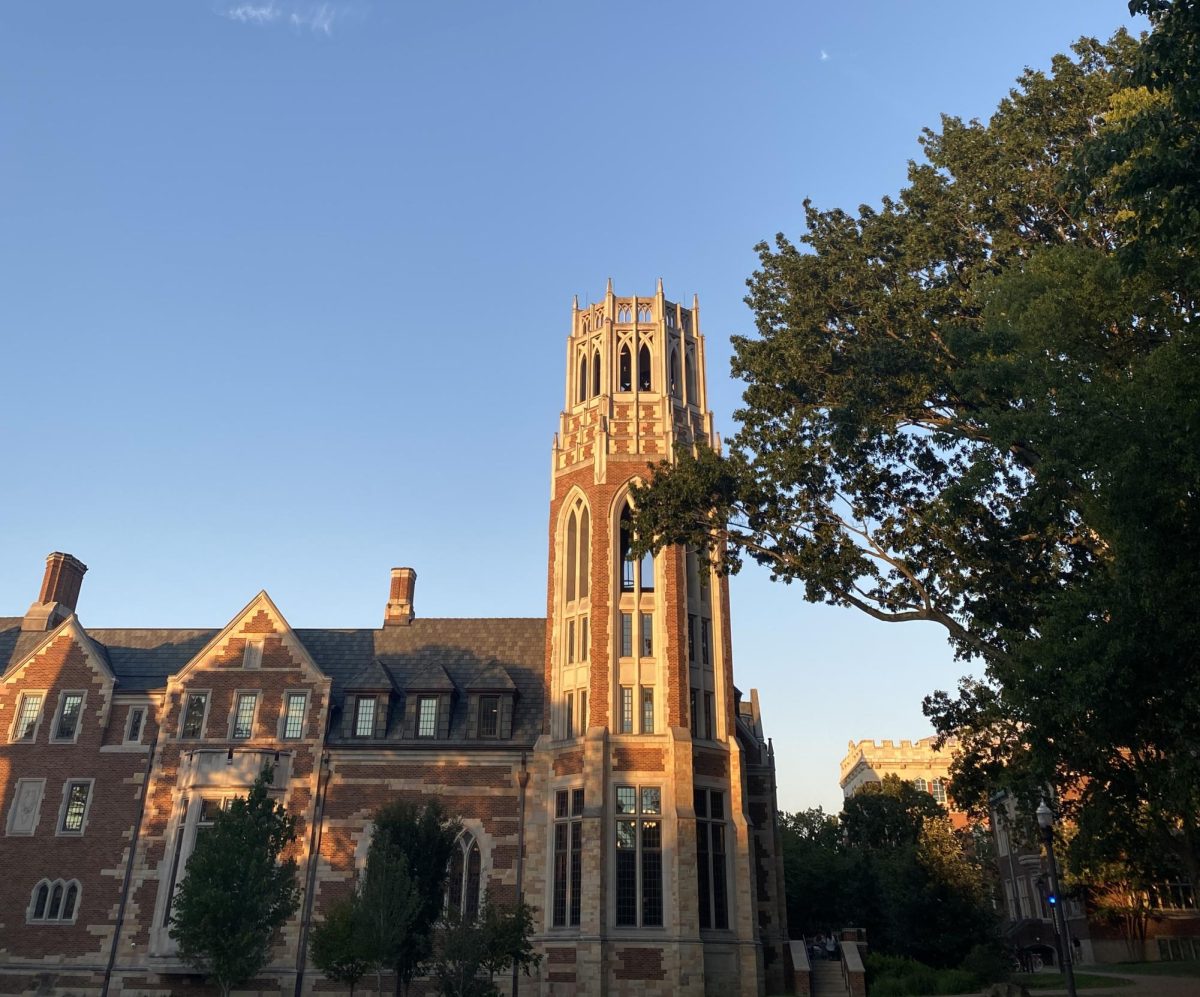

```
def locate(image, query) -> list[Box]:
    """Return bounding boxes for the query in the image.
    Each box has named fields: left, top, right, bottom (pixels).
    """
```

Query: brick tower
left=528, top=281, right=783, bottom=996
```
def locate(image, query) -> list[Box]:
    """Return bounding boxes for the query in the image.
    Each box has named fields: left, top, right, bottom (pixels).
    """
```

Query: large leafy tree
left=309, top=892, right=375, bottom=996
left=631, top=16, right=1200, bottom=882
left=169, top=768, right=301, bottom=997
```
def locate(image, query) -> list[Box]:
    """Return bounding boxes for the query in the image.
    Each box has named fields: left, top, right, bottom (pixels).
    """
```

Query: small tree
left=169, top=767, right=300, bottom=997
left=309, top=892, right=373, bottom=996
left=364, top=800, right=461, bottom=996
left=432, top=894, right=541, bottom=997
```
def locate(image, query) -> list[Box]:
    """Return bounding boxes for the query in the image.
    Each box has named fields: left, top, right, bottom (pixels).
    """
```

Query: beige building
left=839, top=736, right=959, bottom=819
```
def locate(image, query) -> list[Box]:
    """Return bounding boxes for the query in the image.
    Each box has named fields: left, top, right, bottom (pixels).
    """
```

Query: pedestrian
left=826, top=933, right=837, bottom=962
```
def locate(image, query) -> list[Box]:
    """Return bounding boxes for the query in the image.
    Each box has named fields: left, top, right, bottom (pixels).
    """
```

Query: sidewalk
left=942, top=966, right=1200, bottom=997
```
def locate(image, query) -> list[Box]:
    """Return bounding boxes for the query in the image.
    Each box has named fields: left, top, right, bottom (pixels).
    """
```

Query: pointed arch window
left=447, top=832, right=482, bottom=921
left=619, top=344, right=632, bottom=392
left=686, top=347, right=697, bottom=402
left=620, top=503, right=654, bottom=594
left=578, top=507, right=590, bottom=598
left=592, top=350, right=601, bottom=397
left=564, top=500, right=590, bottom=603
left=578, top=355, right=588, bottom=403
left=33, top=882, right=49, bottom=919
left=638, top=344, right=652, bottom=391
left=670, top=347, right=680, bottom=397
left=566, top=511, right=578, bottom=603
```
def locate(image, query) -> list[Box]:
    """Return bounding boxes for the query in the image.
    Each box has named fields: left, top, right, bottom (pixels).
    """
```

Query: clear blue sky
left=0, top=1, right=1145, bottom=813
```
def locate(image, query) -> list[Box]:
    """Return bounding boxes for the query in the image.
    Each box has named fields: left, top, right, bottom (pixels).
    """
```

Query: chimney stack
left=384, top=567, right=416, bottom=627
left=23, top=552, right=88, bottom=632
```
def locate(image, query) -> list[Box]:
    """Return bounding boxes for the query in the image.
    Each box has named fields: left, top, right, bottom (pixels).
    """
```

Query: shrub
left=960, top=941, right=1011, bottom=985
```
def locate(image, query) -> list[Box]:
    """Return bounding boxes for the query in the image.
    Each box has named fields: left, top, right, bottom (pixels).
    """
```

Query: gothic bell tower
left=529, top=281, right=782, bottom=996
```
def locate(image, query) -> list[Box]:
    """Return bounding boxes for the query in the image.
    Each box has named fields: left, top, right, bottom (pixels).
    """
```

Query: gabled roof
left=0, top=614, right=117, bottom=689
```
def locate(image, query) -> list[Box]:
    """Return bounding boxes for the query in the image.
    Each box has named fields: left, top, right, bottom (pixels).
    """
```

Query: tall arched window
left=48, top=883, right=64, bottom=920
left=620, top=504, right=653, bottom=594
left=638, top=344, right=652, bottom=391
left=578, top=356, right=588, bottom=402
left=670, top=347, right=680, bottom=397
left=578, top=507, right=590, bottom=598
left=686, top=347, right=697, bottom=402
left=447, top=832, right=482, bottom=921
left=592, top=350, right=601, bottom=396
left=33, top=882, right=48, bottom=919
left=619, top=344, right=632, bottom=392
left=566, top=511, right=578, bottom=603
left=62, top=883, right=78, bottom=920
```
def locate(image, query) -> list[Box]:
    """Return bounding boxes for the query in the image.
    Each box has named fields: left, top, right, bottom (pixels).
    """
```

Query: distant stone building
left=838, top=736, right=965, bottom=826
left=0, top=283, right=788, bottom=996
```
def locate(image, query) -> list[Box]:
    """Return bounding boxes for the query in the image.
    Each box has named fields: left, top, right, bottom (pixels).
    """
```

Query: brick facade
left=0, top=285, right=788, bottom=996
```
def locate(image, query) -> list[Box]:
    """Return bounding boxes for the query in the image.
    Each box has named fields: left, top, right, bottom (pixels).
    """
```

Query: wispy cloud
left=220, top=1, right=352, bottom=36
left=820, top=49, right=830, bottom=62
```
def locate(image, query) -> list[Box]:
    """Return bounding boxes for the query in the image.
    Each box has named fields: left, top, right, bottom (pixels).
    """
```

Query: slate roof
left=0, top=616, right=547, bottom=746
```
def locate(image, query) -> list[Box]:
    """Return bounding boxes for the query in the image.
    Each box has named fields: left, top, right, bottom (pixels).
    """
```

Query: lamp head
left=1036, top=800, right=1053, bottom=830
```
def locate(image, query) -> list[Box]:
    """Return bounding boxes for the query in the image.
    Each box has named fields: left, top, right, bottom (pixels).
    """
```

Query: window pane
left=566, top=513, right=577, bottom=602
left=709, top=791, right=724, bottom=820
left=688, top=615, right=696, bottom=664
left=701, top=619, right=710, bottom=665
left=15, top=694, right=43, bottom=740
left=641, top=788, right=661, bottom=815
left=181, top=693, right=207, bottom=738
left=555, top=789, right=569, bottom=820
left=568, top=619, right=576, bottom=663
left=693, top=788, right=708, bottom=819
left=616, top=786, right=637, bottom=814
left=284, top=694, right=306, bottom=739
left=62, top=782, right=90, bottom=832
left=62, top=884, right=78, bottom=920
left=621, top=614, right=633, bottom=657
left=639, top=552, right=654, bottom=592
left=355, top=697, right=377, bottom=737
left=233, top=693, right=256, bottom=739
left=580, top=616, right=589, bottom=660
left=704, top=692, right=714, bottom=740
left=572, top=788, right=584, bottom=816
left=569, top=818, right=583, bottom=926
left=479, top=695, right=499, bottom=737
left=640, top=613, right=653, bottom=656
left=565, top=692, right=574, bottom=739
left=641, top=687, right=654, bottom=734
left=616, top=847, right=637, bottom=925
left=418, top=697, right=437, bottom=737
left=465, top=843, right=481, bottom=920
left=448, top=844, right=465, bottom=915
left=127, top=708, right=144, bottom=743
left=49, top=884, right=63, bottom=919
left=34, top=883, right=48, bottom=918
left=641, top=820, right=663, bottom=926
left=553, top=821, right=568, bottom=926
left=579, top=691, right=588, bottom=733
left=620, top=687, right=633, bottom=734
left=56, top=694, right=83, bottom=739
left=697, top=823, right=712, bottom=929
left=579, top=509, right=590, bottom=598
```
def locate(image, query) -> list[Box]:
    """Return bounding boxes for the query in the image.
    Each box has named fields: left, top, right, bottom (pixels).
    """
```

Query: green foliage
left=309, top=892, right=374, bottom=996
left=431, top=895, right=541, bottom=997
left=631, top=15, right=1200, bottom=886
left=779, top=784, right=995, bottom=967
left=364, top=800, right=461, bottom=996
left=168, top=767, right=300, bottom=997
left=865, top=953, right=979, bottom=996
left=959, top=942, right=1011, bottom=986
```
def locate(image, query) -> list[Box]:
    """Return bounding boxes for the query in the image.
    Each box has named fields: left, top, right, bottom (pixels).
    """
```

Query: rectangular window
left=355, top=696, right=377, bottom=738
left=283, top=693, right=306, bottom=739
left=701, top=619, right=710, bottom=666
left=704, top=692, right=714, bottom=740
left=181, top=692, right=208, bottom=739
left=60, top=781, right=91, bottom=834
left=641, top=687, right=654, bottom=734
left=615, top=785, right=662, bottom=927
left=695, top=789, right=729, bottom=929
left=620, top=687, right=634, bottom=734
left=12, top=693, right=43, bottom=742
left=478, top=695, right=500, bottom=738
left=621, top=613, right=633, bottom=658
left=579, top=690, right=588, bottom=733
left=567, top=619, right=576, bottom=664
left=688, top=615, right=697, bottom=664
left=552, top=788, right=584, bottom=927
left=126, top=707, right=145, bottom=743
left=565, top=692, right=575, bottom=739
left=640, top=613, right=653, bottom=656
left=580, top=617, right=589, bottom=660
left=690, top=688, right=698, bottom=737
left=417, top=696, right=438, bottom=738
left=233, top=693, right=257, bottom=739
left=54, top=693, right=84, bottom=741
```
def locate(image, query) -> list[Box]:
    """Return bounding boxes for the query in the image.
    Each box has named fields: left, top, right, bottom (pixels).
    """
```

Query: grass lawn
left=1011, top=971, right=1133, bottom=990
left=1106, top=959, right=1200, bottom=977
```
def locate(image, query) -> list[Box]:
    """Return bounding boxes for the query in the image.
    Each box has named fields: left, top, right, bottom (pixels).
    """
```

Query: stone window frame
left=279, top=689, right=309, bottom=740
left=124, top=704, right=147, bottom=744
left=416, top=696, right=438, bottom=738
left=26, top=877, right=82, bottom=925
left=8, top=689, right=47, bottom=744
left=613, top=784, right=664, bottom=929
left=694, top=786, right=730, bottom=932
left=178, top=689, right=212, bottom=740
left=6, top=777, right=46, bottom=836
left=55, top=777, right=95, bottom=837
left=556, top=492, right=592, bottom=744
left=446, top=829, right=484, bottom=922
left=50, top=689, right=87, bottom=743
left=228, top=689, right=261, bottom=741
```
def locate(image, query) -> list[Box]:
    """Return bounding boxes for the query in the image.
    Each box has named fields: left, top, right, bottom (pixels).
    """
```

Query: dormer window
left=417, top=696, right=438, bottom=737
left=478, top=695, right=500, bottom=738
left=354, top=696, right=377, bottom=738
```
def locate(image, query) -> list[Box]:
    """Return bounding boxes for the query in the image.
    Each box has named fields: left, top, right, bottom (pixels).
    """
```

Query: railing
left=787, top=940, right=812, bottom=996
left=840, top=939, right=866, bottom=997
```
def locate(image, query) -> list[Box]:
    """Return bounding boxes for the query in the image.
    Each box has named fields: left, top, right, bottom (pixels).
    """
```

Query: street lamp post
left=1036, top=801, right=1078, bottom=997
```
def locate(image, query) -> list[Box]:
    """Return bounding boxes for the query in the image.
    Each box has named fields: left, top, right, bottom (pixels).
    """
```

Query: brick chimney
left=384, top=567, right=416, bottom=627
left=23, top=552, right=88, bottom=632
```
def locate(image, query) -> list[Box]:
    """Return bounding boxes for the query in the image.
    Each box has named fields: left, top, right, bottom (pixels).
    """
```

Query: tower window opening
left=566, top=511, right=577, bottom=602
left=620, top=507, right=635, bottom=592
left=619, top=345, right=632, bottom=391
left=638, top=344, right=652, bottom=391
left=686, top=347, right=698, bottom=402
left=579, top=508, right=589, bottom=598
left=578, top=356, right=588, bottom=403
left=670, top=347, right=680, bottom=397
left=639, top=550, right=654, bottom=592
left=592, top=350, right=601, bottom=397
